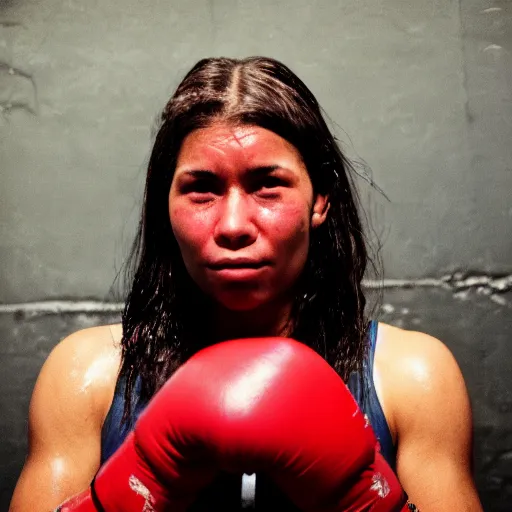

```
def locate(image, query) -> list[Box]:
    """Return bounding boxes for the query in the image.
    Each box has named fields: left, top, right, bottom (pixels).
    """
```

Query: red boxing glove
left=57, top=338, right=408, bottom=511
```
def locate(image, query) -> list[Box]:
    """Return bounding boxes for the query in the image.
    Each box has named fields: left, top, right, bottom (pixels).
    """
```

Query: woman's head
left=121, top=57, right=377, bottom=409
left=169, top=122, right=329, bottom=317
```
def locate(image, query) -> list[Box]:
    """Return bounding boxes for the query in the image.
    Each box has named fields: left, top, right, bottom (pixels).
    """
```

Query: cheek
left=169, top=203, right=211, bottom=257
left=261, top=202, right=311, bottom=254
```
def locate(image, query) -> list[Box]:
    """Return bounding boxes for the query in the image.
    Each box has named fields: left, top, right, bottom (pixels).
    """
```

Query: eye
left=260, top=176, right=284, bottom=189
left=253, top=175, right=288, bottom=199
left=189, top=179, right=214, bottom=193
left=181, top=179, right=220, bottom=203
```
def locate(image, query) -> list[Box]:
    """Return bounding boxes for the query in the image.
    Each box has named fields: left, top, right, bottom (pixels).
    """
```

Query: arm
left=389, top=330, right=483, bottom=510
left=9, top=328, right=118, bottom=512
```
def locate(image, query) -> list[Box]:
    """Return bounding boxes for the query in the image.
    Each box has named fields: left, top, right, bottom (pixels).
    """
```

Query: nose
left=214, top=189, right=258, bottom=250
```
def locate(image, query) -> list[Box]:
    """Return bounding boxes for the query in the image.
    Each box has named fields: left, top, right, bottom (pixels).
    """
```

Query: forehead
left=176, top=123, right=304, bottom=167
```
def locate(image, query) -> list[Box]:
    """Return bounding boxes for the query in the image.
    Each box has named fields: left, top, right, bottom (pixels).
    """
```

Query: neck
left=208, top=297, right=294, bottom=342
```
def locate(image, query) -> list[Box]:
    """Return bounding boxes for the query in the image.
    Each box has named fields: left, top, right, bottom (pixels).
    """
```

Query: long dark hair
left=119, top=56, right=380, bottom=421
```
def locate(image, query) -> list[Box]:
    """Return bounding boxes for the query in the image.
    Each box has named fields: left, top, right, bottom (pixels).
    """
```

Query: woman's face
left=169, top=122, right=328, bottom=312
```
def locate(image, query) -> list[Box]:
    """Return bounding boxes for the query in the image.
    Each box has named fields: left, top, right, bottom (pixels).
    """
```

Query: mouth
left=206, top=259, right=270, bottom=280
left=207, top=259, right=270, bottom=270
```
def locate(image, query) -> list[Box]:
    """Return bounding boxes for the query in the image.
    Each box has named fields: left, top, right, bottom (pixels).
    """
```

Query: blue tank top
left=100, top=321, right=396, bottom=506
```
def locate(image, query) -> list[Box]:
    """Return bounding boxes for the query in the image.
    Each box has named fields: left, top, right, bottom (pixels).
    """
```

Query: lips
left=207, top=258, right=270, bottom=270
left=206, top=258, right=270, bottom=281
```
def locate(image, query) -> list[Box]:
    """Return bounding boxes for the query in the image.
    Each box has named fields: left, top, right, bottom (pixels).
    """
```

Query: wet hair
left=119, top=56, right=380, bottom=421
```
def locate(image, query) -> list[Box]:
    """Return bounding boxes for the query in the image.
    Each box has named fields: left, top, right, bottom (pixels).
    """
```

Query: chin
left=213, top=290, right=271, bottom=313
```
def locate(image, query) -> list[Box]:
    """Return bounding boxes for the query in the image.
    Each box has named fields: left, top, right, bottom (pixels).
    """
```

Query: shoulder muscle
left=383, top=326, right=471, bottom=443
left=376, top=323, right=482, bottom=510
left=9, top=325, right=121, bottom=512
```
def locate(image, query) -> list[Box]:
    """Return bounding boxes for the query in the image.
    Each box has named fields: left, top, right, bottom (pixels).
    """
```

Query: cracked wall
left=1, top=0, right=511, bottom=510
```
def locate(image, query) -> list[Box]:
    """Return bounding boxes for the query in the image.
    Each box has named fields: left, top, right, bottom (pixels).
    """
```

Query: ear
left=311, top=194, right=330, bottom=228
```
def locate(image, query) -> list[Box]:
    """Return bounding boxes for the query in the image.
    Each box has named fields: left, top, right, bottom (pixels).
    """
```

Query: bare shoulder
left=373, top=327, right=482, bottom=508
left=36, top=323, right=123, bottom=421
left=375, top=322, right=461, bottom=381
left=44, top=323, right=122, bottom=379
left=56, top=322, right=123, bottom=368
left=9, top=325, right=123, bottom=511
left=374, top=322, right=472, bottom=443
left=375, top=322, right=466, bottom=386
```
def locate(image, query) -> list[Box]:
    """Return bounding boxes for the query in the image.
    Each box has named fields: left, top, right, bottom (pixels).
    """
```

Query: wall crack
left=1, top=273, right=510, bottom=315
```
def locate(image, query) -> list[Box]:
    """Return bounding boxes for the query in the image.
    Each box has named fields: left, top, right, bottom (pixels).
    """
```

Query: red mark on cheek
left=259, top=202, right=310, bottom=237
left=170, top=202, right=214, bottom=245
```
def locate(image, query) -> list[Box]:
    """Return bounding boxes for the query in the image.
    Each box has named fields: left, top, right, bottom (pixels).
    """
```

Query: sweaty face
left=169, top=123, right=328, bottom=312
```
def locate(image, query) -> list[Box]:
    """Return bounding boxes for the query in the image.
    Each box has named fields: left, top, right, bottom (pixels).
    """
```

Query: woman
left=10, top=57, right=482, bottom=511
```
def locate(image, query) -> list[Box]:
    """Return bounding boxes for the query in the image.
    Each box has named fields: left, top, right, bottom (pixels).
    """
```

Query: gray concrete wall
left=1, top=0, right=511, bottom=510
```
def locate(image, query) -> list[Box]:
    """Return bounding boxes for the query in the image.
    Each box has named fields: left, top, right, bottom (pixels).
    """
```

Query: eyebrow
left=179, top=165, right=281, bottom=179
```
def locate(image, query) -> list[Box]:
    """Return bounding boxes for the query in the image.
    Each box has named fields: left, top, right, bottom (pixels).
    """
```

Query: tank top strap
left=347, top=320, right=397, bottom=471
left=100, top=373, right=147, bottom=465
